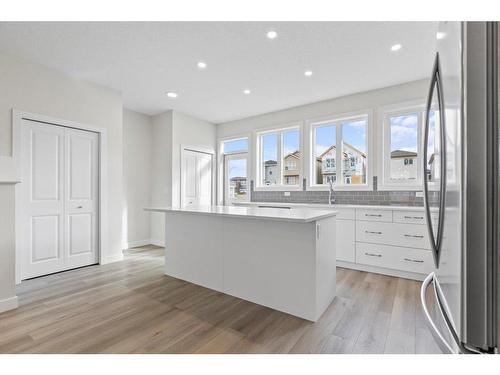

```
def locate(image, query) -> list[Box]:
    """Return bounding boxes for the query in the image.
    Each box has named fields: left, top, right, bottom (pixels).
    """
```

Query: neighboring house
left=263, top=159, right=278, bottom=185
left=262, top=151, right=301, bottom=186
left=229, top=176, right=247, bottom=197
left=427, top=152, right=439, bottom=182
left=283, top=150, right=300, bottom=185
left=390, top=149, right=418, bottom=180
left=316, top=143, right=366, bottom=184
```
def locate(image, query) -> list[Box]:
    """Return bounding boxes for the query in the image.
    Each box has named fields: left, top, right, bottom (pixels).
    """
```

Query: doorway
left=181, top=148, right=214, bottom=207
left=18, top=118, right=100, bottom=280
left=224, top=153, right=249, bottom=205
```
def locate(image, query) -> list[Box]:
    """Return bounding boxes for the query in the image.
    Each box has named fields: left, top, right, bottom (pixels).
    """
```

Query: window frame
left=379, top=102, right=426, bottom=191
left=254, top=122, right=303, bottom=191
left=306, top=110, right=373, bottom=191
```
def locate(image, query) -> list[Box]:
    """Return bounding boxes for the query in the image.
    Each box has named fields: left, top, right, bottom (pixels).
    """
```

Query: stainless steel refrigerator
left=421, top=21, right=499, bottom=354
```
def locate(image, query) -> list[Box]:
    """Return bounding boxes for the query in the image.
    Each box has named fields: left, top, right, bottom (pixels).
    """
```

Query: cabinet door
left=336, top=219, right=355, bottom=262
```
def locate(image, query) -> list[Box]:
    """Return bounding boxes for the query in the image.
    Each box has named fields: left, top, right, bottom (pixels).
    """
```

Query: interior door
left=20, top=120, right=99, bottom=279
left=182, top=149, right=213, bottom=207
left=224, top=153, right=249, bottom=205
left=20, top=120, right=65, bottom=278
left=65, top=128, right=99, bottom=270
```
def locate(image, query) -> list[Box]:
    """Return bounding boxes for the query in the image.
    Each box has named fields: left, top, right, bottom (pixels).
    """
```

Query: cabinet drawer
left=355, top=242, right=390, bottom=268
left=356, top=220, right=393, bottom=244
left=356, top=208, right=392, bottom=222
left=355, top=243, right=434, bottom=275
left=356, top=221, right=431, bottom=249
left=393, top=210, right=426, bottom=225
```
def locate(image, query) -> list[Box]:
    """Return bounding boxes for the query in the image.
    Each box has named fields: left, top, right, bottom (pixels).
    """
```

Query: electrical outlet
left=284, top=192, right=291, bottom=197
left=415, top=191, right=424, bottom=198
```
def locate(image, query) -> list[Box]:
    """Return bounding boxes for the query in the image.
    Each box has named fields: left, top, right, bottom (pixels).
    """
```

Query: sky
left=390, top=113, right=418, bottom=153
left=315, top=120, right=366, bottom=156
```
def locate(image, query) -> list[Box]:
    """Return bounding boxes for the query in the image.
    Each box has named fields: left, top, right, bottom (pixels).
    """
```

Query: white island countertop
left=144, top=205, right=337, bottom=223
left=233, top=201, right=428, bottom=212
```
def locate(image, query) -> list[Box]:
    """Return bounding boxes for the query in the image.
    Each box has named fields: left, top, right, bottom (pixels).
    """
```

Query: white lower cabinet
left=336, top=219, right=355, bottom=262
left=355, top=242, right=434, bottom=275
left=356, top=220, right=430, bottom=250
left=335, top=206, right=433, bottom=280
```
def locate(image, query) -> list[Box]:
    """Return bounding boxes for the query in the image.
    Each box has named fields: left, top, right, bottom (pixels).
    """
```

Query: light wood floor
left=0, top=245, right=442, bottom=354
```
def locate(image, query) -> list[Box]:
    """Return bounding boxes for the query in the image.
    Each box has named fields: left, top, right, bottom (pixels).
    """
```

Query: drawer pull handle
left=404, top=234, right=424, bottom=239
left=365, top=230, right=382, bottom=235
left=404, top=258, right=424, bottom=263
left=404, top=216, right=424, bottom=220
left=365, top=214, right=382, bottom=217
left=365, top=252, right=382, bottom=258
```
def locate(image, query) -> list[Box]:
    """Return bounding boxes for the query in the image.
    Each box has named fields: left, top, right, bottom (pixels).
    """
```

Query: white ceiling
left=0, top=22, right=437, bottom=124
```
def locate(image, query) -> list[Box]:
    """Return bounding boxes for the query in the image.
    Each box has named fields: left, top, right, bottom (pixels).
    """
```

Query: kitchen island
left=144, top=205, right=338, bottom=321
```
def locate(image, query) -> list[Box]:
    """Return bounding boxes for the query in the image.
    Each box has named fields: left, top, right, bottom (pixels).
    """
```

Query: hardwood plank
left=0, top=245, right=441, bottom=354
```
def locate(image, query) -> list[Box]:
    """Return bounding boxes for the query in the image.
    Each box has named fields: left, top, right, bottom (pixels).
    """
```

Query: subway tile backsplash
left=250, top=177, right=437, bottom=206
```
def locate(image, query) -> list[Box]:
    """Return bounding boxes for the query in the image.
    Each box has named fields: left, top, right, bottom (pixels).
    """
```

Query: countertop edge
left=144, top=206, right=338, bottom=223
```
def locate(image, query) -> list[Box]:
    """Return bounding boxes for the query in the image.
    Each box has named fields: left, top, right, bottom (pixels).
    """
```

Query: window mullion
left=336, top=123, right=342, bottom=186
left=277, top=131, right=283, bottom=186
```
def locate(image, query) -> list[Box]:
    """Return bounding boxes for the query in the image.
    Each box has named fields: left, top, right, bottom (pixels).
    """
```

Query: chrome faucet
left=328, top=179, right=335, bottom=205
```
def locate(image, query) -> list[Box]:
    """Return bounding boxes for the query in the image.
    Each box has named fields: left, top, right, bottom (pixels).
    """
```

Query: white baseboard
left=0, top=296, right=18, bottom=313
left=102, top=252, right=124, bottom=264
left=150, top=238, right=165, bottom=247
left=336, top=260, right=425, bottom=281
left=122, top=239, right=152, bottom=250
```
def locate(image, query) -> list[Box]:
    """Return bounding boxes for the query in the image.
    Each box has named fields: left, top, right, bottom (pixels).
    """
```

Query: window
left=382, top=106, right=425, bottom=188
left=222, top=138, right=248, bottom=153
left=257, top=126, right=301, bottom=188
left=311, top=115, right=368, bottom=188
left=220, top=136, right=249, bottom=204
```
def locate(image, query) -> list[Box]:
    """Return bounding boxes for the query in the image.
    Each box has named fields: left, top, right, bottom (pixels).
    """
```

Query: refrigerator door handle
left=421, top=273, right=479, bottom=354
left=423, top=52, right=447, bottom=268
left=421, top=273, right=457, bottom=353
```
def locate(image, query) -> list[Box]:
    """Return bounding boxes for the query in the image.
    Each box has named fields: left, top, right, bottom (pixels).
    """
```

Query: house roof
left=391, top=149, right=417, bottom=158
left=316, top=142, right=366, bottom=161
left=264, top=160, right=277, bottom=166
left=284, top=150, right=300, bottom=160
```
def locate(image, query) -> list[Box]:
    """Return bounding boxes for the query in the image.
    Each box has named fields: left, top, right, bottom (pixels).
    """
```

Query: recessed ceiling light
left=266, top=30, right=278, bottom=39
left=391, top=43, right=402, bottom=52
left=197, top=61, right=207, bottom=69
left=166, top=92, right=178, bottom=98
left=436, top=32, right=446, bottom=40
left=243, top=89, right=251, bottom=95
left=304, top=70, right=313, bottom=77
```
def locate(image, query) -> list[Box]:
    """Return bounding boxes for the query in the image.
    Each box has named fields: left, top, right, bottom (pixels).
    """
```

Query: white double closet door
left=20, top=120, right=99, bottom=280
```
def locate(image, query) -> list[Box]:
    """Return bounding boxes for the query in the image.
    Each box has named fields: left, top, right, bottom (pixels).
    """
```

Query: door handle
left=365, top=230, right=382, bottom=235
left=404, top=216, right=424, bottom=220
left=423, top=52, right=447, bottom=268
left=364, top=252, right=382, bottom=258
left=404, top=234, right=424, bottom=239
left=77, top=206, right=83, bottom=209
left=365, top=213, right=382, bottom=217
left=404, top=257, right=424, bottom=263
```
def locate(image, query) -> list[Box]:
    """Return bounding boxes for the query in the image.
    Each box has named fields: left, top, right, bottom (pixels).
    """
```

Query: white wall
left=123, top=109, right=154, bottom=249
left=149, top=111, right=174, bottom=245
left=0, top=184, right=17, bottom=312
left=0, top=52, right=124, bottom=305
left=149, top=110, right=216, bottom=245
left=217, top=79, right=429, bottom=189
left=171, top=111, right=217, bottom=207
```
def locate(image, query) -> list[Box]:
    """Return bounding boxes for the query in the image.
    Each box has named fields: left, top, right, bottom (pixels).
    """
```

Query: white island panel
left=223, top=218, right=317, bottom=320
left=149, top=206, right=338, bottom=321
